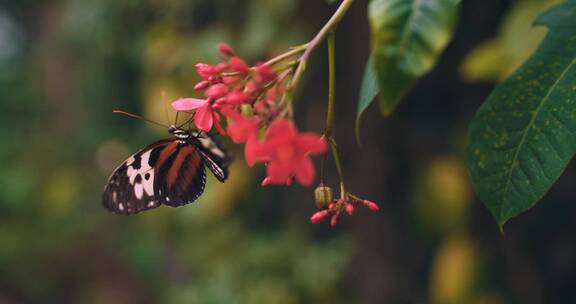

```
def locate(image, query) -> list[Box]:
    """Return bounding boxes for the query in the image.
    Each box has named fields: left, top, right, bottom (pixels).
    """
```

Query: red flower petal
left=245, top=137, right=266, bottom=167
left=213, top=111, right=226, bottom=136
left=266, top=119, right=297, bottom=140
left=193, top=103, right=214, bottom=131
left=172, top=98, right=208, bottom=111
left=266, top=161, right=292, bottom=184
left=297, top=133, right=327, bottom=155
left=293, top=156, right=315, bottom=186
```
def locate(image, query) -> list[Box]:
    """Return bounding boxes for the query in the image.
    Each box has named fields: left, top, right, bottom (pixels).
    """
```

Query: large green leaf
left=466, top=0, right=576, bottom=228
left=355, top=55, right=379, bottom=143
left=368, top=0, right=459, bottom=116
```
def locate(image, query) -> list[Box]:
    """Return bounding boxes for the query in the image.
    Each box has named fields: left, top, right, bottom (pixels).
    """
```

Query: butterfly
left=102, top=112, right=232, bottom=215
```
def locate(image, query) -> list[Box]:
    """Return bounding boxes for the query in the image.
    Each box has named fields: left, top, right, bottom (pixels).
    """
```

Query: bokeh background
left=1, top=0, right=575, bottom=303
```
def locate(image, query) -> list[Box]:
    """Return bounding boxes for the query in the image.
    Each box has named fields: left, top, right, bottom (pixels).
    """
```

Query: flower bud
left=310, top=210, right=330, bottom=224
left=330, top=213, right=339, bottom=227
left=195, top=63, right=216, bottom=79
left=194, top=81, right=210, bottom=90
left=255, top=64, right=275, bottom=83
left=362, top=200, right=380, bottom=212
left=345, top=203, right=355, bottom=215
left=261, top=177, right=272, bottom=186
left=314, top=185, right=333, bottom=209
left=240, top=104, right=254, bottom=117
left=226, top=90, right=249, bottom=104
left=218, top=42, right=234, bottom=56
left=229, top=56, right=249, bottom=74
left=205, top=84, right=229, bottom=99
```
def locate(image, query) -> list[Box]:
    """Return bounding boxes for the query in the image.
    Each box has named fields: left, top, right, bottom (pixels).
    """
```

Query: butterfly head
left=168, top=125, right=190, bottom=140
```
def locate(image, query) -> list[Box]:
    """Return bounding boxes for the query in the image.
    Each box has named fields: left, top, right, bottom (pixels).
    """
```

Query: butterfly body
left=102, top=125, right=232, bottom=215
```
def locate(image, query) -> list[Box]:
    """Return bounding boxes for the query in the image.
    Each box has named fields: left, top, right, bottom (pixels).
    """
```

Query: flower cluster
left=172, top=43, right=326, bottom=186
left=172, top=42, right=379, bottom=227
left=311, top=196, right=380, bottom=227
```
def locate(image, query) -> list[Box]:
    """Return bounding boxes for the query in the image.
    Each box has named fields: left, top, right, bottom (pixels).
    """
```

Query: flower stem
left=324, top=32, right=347, bottom=199
left=289, top=0, right=355, bottom=91
left=264, top=45, right=308, bottom=67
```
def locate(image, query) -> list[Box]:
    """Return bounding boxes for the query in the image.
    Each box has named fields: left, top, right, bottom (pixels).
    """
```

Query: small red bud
left=195, top=63, right=217, bottom=80
left=255, top=64, right=276, bottom=82
left=218, top=42, right=234, bottom=56
left=229, top=56, right=249, bottom=74
left=215, top=62, right=228, bottom=72
left=310, top=210, right=330, bottom=224
left=244, top=81, right=258, bottom=94
left=261, top=177, right=272, bottom=186
left=345, top=203, right=355, bottom=215
left=226, top=90, right=249, bottom=104
left=328, top=203, right=336, bottom=210
left=363, top=200, right=380, bottom=212
left=254, top=100, right=268, bottom=113
left=223, top=76, right=240, bottom=85
left=205, top=84, right=229, bottom=99
left=194, top=81, right=210, bottom=90
left=330, top=213, right=339, bottom=227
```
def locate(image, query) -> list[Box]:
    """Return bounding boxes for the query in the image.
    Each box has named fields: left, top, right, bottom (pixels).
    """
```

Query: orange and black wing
left=102, top=139, right=206, bottom=215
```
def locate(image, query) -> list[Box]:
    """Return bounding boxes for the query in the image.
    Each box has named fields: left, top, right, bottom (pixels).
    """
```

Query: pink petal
left=297, top=133, right=327, bottom=155
left=213, top=111, right=226, bottom=136
left=172, top=98, right=208, bottom=111
left=266, top=161, right=292, bottom=184
left=194, top=103, right=214, bottom=131
left=266, top=119, right=297, bottom=140
left=293, top=156, right=315, bottom=186
left=245, top=137, right=267, bottom=167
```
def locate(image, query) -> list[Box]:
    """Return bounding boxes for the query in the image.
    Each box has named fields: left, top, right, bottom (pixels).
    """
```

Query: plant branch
left=289, top=0, right=355, bottom=91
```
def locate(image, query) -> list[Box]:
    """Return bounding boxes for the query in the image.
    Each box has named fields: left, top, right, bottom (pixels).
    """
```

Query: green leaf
left=466, top=0, right=576, bottom=228
left=368, top=0, right=460, bottom=116
left=355, top=55, right=379, bottom=143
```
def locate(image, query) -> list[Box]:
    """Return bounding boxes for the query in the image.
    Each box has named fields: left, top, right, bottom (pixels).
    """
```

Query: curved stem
left=324, top=32, right=347, bottom=199
left=289, top=0, right=355, bottom=91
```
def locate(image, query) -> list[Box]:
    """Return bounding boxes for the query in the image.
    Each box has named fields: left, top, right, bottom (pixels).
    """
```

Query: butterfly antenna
left=113, top=110, right=170, bottom=128
left=162, top=90, right=171, bottom=125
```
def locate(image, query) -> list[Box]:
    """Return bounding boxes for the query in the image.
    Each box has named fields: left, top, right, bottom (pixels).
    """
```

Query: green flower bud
left=240, top=104, right=254, bottom=117
left=314, top=185, right=333, bottom=209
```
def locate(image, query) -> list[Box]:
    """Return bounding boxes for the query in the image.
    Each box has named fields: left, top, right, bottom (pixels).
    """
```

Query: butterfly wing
left=102, top=139, right=206, bottom=215
left=193, top=132, right=233, bottom=182
left=154, top=141, right=206, bottom=207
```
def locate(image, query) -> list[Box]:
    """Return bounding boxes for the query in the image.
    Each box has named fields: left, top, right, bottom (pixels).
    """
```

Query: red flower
left=171, top=98, right=225, bottom=135
left=247, top=119, right=327, bottom=186
left=222, top=108, right=260, bottom=144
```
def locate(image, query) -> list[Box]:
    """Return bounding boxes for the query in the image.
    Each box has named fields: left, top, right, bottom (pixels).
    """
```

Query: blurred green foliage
left=1, top=0, right=575, bottom=303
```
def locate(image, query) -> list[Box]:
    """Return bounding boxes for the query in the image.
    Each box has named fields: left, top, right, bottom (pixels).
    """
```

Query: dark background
left=0, top=0, right=574, bottom=303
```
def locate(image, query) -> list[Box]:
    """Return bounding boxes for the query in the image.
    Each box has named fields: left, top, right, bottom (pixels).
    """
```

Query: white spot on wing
left=126, top=150, right=155, bottom=199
